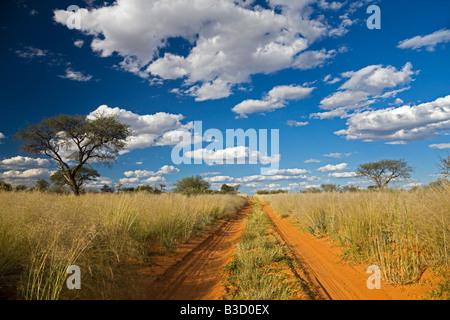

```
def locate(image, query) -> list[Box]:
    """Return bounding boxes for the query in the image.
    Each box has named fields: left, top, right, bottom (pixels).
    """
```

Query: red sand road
left=139, top=202, right=251, bottom=300
left=257, top=198, right=433, bottom=300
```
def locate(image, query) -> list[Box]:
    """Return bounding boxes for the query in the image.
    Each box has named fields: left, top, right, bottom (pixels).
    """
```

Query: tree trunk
left=72, top=185, right=80, bottom=196
left=67, top=176, right=80, bottom=196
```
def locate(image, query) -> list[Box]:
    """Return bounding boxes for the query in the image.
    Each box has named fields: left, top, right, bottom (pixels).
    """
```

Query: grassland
left=223, top=199, right=315, bottom=300
left=0, top=192, right=247, bottom=300
left=257, top=185, right=450, bottom=298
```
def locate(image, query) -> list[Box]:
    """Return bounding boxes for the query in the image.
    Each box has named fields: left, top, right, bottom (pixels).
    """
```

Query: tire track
left=143, top=201, right=251, bottom=300
left=257, top=198, right=393, bottom=300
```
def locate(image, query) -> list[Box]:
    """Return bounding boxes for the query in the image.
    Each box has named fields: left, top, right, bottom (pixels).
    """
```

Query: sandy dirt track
left=140, top=202, right=251, bottom=300
left=257, top=198, right=431, bottom=300
left=137, top=197, right=431, bottom=300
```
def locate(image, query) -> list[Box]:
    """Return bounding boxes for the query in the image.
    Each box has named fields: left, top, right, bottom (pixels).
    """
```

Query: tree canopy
left=438, top=154, right=450, bottom=178
left=356, top=159, right=413, bottom=189
left=51, top=167, right=100, bottom=190
left=0, top=181, right=12, bottom=192
left=15, top=114, right=131, bottom=195
left=173, top=176, right=210, bottom=194
left=35, top=179, right=50, bottom=192
left=320, top=183, right=340, bottom=193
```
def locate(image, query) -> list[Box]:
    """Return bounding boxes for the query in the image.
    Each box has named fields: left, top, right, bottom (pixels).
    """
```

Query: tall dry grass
left=0, top=192, right=247, bottom=300
left=258, top=186, right=450, bottom=287
left=224, top=199, right=313, bottom=300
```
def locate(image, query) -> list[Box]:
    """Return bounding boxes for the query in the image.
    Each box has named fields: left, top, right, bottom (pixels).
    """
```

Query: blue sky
left=1, top=0, right=449, bottom=193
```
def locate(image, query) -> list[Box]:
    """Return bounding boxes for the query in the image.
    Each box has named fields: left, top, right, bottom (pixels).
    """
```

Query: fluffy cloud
left=317, top=0, right=344, bottom=11
left=0, top=156, right=54, bottom=186
left=335, top=95, right=450, bottom=143
left=15, top=46, right=48, bottom=59
left=292, top=49, right=337, bottom=70
left=323, top=74, right=341, bottom=84
left=323, top=152, right=351, bottom=158
left=286, top=120, right=309, bottom=127
left=185, top=79, right=232, bottom=102
left=328, top=171, right=356, bottom=178
left=328, top=13, right=355, bottom=37
left=158, top=165, right=180, bottom=175
left=304, top=158, right=320, bottom=163
left=203, top=169, right=317, bottom=184
left=264, top=168, right=310, bottom=175
left=184, top=146, right=280, bottom=165
left=87, top=105, right=195, bottom=153
left=398, top=29, right=450, bottom=51
left=200, top=172, right=222, bottom=176
left=240, top=174, right=311, bottom=183
left=316, top=63, right=416, bottom=117
left=429, top=143, right=450, bottom=149
left=85, top=177, right=114, bottom=189
left=59, top=68, right=93, bottom=81
left=317, top=163, right=348, bottom=172
left=265, top=183, right=282, bottom=189
left=232, top=84, right=314, bottom=117
left=0, top=132, right=5, bottom=142
left=119, top=176, right=166, bottom=186
left=0, top=156, right=51, bottom=170
left=403, top=182, right=424, bottom=189
left=74, top=40, right=85, bottom=48
left=120, top=165, right=178, bottom=186
left=124, top=165, right=179, bottom=178
left=310, top=108, right=349, bottom=119
left=53, top=0, right=334, bottom=101
left=284, top=181, right=320, bottom=191
left=204, top=175, right=236, bottom=183
left=0, top=168, right=54, bottom=180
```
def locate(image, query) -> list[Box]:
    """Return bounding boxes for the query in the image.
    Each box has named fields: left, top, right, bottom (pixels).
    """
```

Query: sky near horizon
left=0, top=0, right=449, bottom=194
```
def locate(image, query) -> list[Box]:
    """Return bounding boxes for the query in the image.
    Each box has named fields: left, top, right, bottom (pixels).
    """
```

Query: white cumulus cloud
left=335, top=95, right=450, bottom=143
left=398, top=29, right=450, bottom=51
left=317, top=163, right=348, bottom=172
left=429, top=143, right=450, bottom=149
left=286, top=120, right=309, bottom=127
left=87, top=105, right=196, bottom=153
left=232, top=84, right=314, bottom=117
left=0, top=156, right=51, bottom=170
left=184, top=146, right=280, bottom=165
left=53, top=0, right=334, bottom=101
left=315, top=63, right=416, bottom=118
left=59, top=68, right=93, bottom=82
left=0, top=168, right=54, bottom=180
left=328, top=171, right=356, bottom=178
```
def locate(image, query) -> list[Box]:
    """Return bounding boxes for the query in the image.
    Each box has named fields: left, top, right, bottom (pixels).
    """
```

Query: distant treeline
left=0, top=176, right=241, bottom=196
left=255, top=189, right=288, bottom=195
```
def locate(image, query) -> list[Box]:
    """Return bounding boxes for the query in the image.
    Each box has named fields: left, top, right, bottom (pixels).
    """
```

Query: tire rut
left=143, top=202, right=251, bottom=300
left=257, top=198, right=393, bottom=300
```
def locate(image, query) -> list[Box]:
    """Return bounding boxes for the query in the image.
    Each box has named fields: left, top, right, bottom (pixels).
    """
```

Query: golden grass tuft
left=258, top=186, right=450, bottom=289
left=0, top=192, right=247, bottom=300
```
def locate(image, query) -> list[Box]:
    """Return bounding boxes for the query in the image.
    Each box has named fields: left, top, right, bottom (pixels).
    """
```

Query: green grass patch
left=223, top=199, right=316, bottom=300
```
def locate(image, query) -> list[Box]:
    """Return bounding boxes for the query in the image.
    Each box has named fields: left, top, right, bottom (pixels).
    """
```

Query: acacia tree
left=15, top=114, right=131, bottom=196
left=438, top=154, right=450, bottom=178
left=0, top=181, right=12, bottom=192
left=320, top=183, right=340, bottom=193
left=173, top=176, right=210, bottom=194
left=50, top=167, right=100, bottom=191
left=356, top=159, right=413, bottom=190
left=220, top=184, right=236, bottom=193
left=35, top=179, right=50, bottom=192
